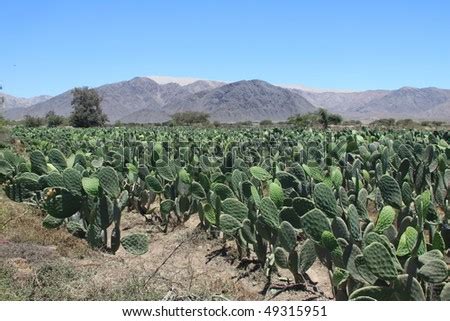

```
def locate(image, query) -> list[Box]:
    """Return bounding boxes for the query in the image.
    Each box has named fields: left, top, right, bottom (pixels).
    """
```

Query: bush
left=46, top=111, right=66, bottom=127
left=235, top=121, right=253, bottom=127
left=288, top=109, right=343, bottom=128
left=23, top=115, right=45, bottom=128
left=395, top=119, right=417, bottom=128
left=171, top=111, right=210, bottom=125
left=369, top=118, right=395, bottom=127
left=342, top=120, right=362, bottom=126
left=69, top=87, right=108, bottom=128
left=259, top=120, right=273, bottom=126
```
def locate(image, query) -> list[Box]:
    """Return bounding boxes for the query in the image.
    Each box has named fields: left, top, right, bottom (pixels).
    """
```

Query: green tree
left=69, top=87, right=108, bottom=128
left=23, top=115, right=44, bottom=127
left=288, top=109, right=342, bottom=128
left=46, top=111, right=66, bottom=127
left=370, top=118, right=395, bottom=127
left=259, top=119, right=273, bottom=126
left=171, top=111, right=210, bottom=125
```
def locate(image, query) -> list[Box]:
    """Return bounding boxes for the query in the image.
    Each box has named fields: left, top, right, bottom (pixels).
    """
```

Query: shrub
left=46, top=111, right=66, bottom=127
left=23, top=115, right=44, bottom=128
left=370, top=118, right=395, bottom=127
left=260, top=119, right=273, bottom=126
left=288, top=109, right=343, bottom=128
left=171, top=111, right=210, bottom=125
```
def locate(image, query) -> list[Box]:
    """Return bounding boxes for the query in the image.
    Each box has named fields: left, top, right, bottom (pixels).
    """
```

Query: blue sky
left=1, top=0, right=450, bottom=97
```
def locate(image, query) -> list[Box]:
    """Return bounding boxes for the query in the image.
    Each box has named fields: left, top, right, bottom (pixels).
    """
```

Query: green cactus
left=43, top=187, right=81, bottom=219
left=298, top=239, right=317, bottom=273
left=30, top=150, right=47, bottom=175
left=278, top=221, right=297, bottom=252
left=374, top=205, right=396, bottom=233
left=347, top=204, right=361, bottom=242
left=97, top=166, right=121, bottom=198
left=417, top=259, right=448, bottom=283
left=378, top=175, right=402, bottom=209
left=397, top=226, right=426, bottom=257
left=363, top=242, right=397, bottom=281
left=279, top=207, right=302, bottom=229
left=393, top=274, right=425, bottom=301
left=274, top=247, right=289, bottom=268
left=221, top=198, right=248, bottom=222
left=300, top=208, right=331, bottom=242
left=292, top=197, right=315, bottom=216
left=313, top=182, right=338, bottom=218
left=66, top=221, right=86, bottom=238
left=191, top=181, right=206, bottom=200
left=42, top=214, right=64, bottom=229
left=269, top=182, right=284, bottom=208
left=48, top=148, right=67, bottom=172
left=219, top=214, right=242, bottom=234
left=121, top=233, right=149, bottom=255
left=349, top=286, right=394, bottom=301
left=259, top=197, right=280, bottom=231
left=62, top=168, right=83, bottom=196
left=249, top=166, right=271, bottom=181
left=87, top=223, right=103, bottom=249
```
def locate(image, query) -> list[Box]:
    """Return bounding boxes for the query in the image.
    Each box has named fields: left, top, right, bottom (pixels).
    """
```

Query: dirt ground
left=0, top=192, right=332, bottom=301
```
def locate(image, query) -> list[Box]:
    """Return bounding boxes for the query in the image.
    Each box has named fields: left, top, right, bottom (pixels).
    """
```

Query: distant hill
left=290, top=87, right=450, bottom=121
left=3, top=76, right=450, bottom=123
left=4, top=77, right=221, bottom=122
left=159, top=80, right=316, bottom=123
left=1, top=93, right=51, bottom=110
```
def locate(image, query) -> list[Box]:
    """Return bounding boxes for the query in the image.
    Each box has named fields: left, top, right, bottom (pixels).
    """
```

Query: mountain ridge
left=2, top=76, right=450, bottom=123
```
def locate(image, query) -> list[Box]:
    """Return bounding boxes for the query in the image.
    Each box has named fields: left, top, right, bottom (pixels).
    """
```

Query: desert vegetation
left=0, top=125, right=449, bottom=301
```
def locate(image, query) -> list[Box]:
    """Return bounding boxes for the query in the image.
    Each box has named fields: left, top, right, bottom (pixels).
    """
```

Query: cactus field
left=1, top=126, right=449, bottom=301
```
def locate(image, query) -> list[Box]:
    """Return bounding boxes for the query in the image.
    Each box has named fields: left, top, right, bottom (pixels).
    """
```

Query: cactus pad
left=300, top=208, right=331, bottom=242
left=249, top=166, right=271, bottom=181
left=98, top=166, right=120, bottom=198
left=313, top=183, right=338, bottom=218
left=279, top=221, right=297, bottom=252
left=219, top=214, right=242, bottom=234
left=363, top=241, right=397, bottom=281
left=417, top=259, right=448, bottom=283
left=298, top=239, right=316, bottom=273
left=221, top=198, right=248, bottom=222
left=393, top=274, right=425, bottom=301
left=378, top=175, right=402, bottom=208
left=121, top=233, right=149, bottom=255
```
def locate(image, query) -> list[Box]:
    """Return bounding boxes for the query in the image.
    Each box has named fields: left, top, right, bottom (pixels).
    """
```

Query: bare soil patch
left=0, top=193, right=332, bottom=300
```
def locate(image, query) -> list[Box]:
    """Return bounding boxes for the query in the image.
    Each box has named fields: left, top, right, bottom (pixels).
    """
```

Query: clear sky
left=1, top=0, right=450, bottom=97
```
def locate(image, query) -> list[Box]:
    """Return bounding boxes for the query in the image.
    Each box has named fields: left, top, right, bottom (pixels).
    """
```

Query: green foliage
left=288, top=108, right=342, bottom=128
left=45, top=111, right=66, bottom=127
left=69, top=87, right=108, bottom=127
left=23, top=115, right=45, bottom=128
left=171, top=111, right=210, bottom=125
left=2, top=125, right=449, bottom=301
left=121, top=234, right=149, bottom=255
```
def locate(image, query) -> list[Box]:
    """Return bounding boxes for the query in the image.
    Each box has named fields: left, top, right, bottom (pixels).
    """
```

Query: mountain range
left=2, top=76, right=450, bottom=123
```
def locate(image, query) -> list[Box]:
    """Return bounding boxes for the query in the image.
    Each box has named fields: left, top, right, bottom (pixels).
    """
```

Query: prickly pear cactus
left=121, top=233, right=149, bottom=255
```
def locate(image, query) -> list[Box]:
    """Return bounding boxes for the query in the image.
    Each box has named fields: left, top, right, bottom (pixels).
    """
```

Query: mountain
left=148, top=75, right=225, bottom=89
left=4, top=76, right=450, bottom=123
left=347, top=87, right=450, bottom=121
left=124, top=80, right=316, bottom=123
left=289, top=87, right=450, bottom=121
left=4, top=77, right=221, bottom=122
left=291, top=89, right=390, bottom=114
left=1, top=93, right=51, bottom=110
left=159, top=80, right=316, bottom=123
